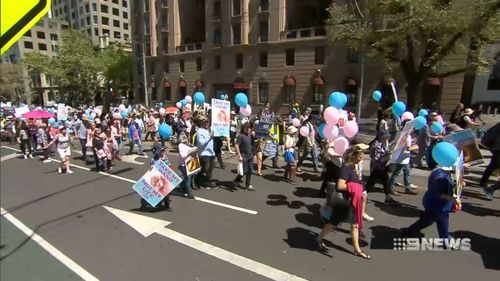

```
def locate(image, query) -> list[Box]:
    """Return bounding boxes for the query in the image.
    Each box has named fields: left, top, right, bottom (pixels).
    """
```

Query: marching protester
left=16, top=121, right=33, bottom=159
left=37, top=122, right=51, bottom=163
left=283, top=125, right=298, bottom=185
left=44, top=126, right=74, bottom=174
left=75, top=114, right=90, bottom=163
left=178, top=132, right=196, bottom=199
left=297, top=115, right=320, bottom=173
left=233, top=122, right=255, bottom=191
left=195, top=118, right=217, bottom=189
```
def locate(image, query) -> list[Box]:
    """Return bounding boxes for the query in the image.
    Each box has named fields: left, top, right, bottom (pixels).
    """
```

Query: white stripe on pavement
left=0, top=208, right=100, bottom=281
left=2, top=146, right=258, bottom=215
left=0, top=153, right=19, bottom=162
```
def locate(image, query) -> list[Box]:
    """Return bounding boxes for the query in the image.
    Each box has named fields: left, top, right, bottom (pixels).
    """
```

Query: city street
left=1, top=139, right=499, bottom=281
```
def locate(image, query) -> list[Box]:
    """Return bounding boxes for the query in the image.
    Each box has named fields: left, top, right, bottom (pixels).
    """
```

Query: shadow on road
left=371, top=200, right=422, bottom=218
left=461, top=202, right=500, bottom=217
left=453, top=230, right=500, bottom=270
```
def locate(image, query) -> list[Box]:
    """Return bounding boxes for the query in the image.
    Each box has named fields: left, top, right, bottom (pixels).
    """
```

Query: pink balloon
left=93, top=108, right=102, bottom=116
left=176, top=102, right=182, bottom=109
left=401, top=111, right=414, bottom=121
left=299, top=126, right=310, bottom=137
left=324, top=107, right=340, bottom=125
left=118, top=104, right=126, bottom=111
left=185, top=95, right=192, bottom=103
left=292, top=118, right=301, bottom=127
left=159, top=108, right=166, bottom=115
left=240, top=105, right=252, bottom=117
left=323, top=124, right=339, bottom=141
left=343, top=120, right=359, bottom=138
left=436, top=115, right=444, bottom=124
left=334, top=137, right=349, bottom=156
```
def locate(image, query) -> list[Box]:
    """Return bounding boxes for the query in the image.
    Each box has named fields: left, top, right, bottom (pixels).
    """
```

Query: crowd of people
left=1, top=96, right=498, bottom=260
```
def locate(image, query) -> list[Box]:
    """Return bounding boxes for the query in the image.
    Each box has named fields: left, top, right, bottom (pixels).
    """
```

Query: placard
left=57, top=103, right=68, bottom=121
left=185, top=148, right=201, bottom=176
left=388, top=119, right=416, bottom=164
left=211, top=98, right=231, bottom=137
left=442, top=128, right=483, bottom=166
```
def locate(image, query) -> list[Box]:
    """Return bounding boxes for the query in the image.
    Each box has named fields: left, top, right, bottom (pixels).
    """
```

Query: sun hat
left=463, top=108, right=474, bottom=115
left=287, top=126, right=298, bottom=134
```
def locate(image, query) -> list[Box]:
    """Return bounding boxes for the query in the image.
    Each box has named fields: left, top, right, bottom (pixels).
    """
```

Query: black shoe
left=187, top=193, right=195, bottom=200
left=384, top=197, right=399, bottom=205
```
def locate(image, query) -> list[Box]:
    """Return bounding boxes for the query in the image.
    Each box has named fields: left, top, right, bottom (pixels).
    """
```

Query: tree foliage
left=326, top=0, right=500, bottom=109
left=23, top=30, right=132, bottom=106
left=0, top=63, right=26, bottom=102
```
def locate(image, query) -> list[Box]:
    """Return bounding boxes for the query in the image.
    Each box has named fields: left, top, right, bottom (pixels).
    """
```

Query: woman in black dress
left=316, top=148, right=371, bottom=259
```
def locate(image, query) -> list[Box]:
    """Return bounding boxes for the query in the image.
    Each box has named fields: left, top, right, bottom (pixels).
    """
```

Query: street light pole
left=141, top=44, right=149, bottom=107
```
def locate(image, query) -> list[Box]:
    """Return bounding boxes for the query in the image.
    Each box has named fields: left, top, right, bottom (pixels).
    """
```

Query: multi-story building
left=132, top=0, right=466, bottom=117
left=52, top=0, right=132, bottom=47
left=1, top=17, right=70, bottom=105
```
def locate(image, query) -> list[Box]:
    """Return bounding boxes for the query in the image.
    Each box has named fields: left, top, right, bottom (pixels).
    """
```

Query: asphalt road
left=0, top=141, right=499, bottom=281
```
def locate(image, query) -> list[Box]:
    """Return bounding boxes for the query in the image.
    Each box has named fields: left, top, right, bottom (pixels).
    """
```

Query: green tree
left=326, top=0, right=500, bottom=109
left=0, top=63, right=27, bottom=103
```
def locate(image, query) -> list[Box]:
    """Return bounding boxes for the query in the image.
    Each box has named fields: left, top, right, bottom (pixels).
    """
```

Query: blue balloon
left=219, top=93, right=226, bottom=100
left=318, top=123, right=326, bottom=139
left=194, top=91, right=205, bottom=105
left=120, top=111, right=128, bottom=119
left=392, top=101, right=406, bottom=117
left=418, top=109, right=428, bottom=117
left=48, top=117, right=56, bottom=124
left=159, top=124, right=173, bottom=138
left=431, top=122, right=443, bottom=134
left=235, top=92, right=248, bottom=108
left=329, top=91, right=348, bottom=109
left=432, top=142, right=459, bottom=167
left=88, top=115, right=94, bottom=121
left=158, top=102, right=163, bottom=107
left=414, top=116, right=427, bottom=130
left=180, top=99, right=188, bottom=107
left=284, top=151, right=295, bottom=163
left=372, top=90, right=382, bottom=102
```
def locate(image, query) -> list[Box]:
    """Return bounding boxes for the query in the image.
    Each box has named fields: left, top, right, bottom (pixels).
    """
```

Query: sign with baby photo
left=211, top=98, right=231, bottom=137
left=132, top=160, right=182, bottom=207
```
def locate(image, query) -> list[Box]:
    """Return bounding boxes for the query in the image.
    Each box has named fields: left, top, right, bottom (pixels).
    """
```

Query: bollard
left=494, top=108, right=498, bottom=117
left=487, top=105, right=492, bottom=114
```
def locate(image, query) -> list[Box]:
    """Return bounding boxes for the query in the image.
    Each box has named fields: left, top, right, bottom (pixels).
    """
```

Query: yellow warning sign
left=0, top=0, right=51, bottom=55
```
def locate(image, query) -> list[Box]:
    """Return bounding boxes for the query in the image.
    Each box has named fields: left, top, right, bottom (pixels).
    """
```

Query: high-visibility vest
left=270, top=123, right=280, bottom=142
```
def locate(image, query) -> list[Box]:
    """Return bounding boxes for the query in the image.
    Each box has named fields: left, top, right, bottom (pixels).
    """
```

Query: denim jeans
left=79, top=138, right=88, bottom=161
left=179, top=165, right=193, bottom=195
left=298, top=144, right=319, bottom=171
left=388, top=163, right=411, bottom=190
left=402, top=210, right=450, bottom=240
left=128, top=139, right=143, bottom=154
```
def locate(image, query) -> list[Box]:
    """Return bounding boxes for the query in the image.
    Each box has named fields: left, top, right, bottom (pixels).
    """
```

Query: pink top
left=178, top=143, right=196, bottom=167
left=347, top=182, right=364, bottom=229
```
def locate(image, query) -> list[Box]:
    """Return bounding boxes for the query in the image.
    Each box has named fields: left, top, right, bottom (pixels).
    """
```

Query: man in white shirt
left=388, top=133, right=419, bottom=195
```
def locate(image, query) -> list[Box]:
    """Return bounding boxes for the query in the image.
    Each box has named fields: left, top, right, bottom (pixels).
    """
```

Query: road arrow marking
left=1, top=208, right=99, bottom=281
left=104, top=206, right=308, bottom=281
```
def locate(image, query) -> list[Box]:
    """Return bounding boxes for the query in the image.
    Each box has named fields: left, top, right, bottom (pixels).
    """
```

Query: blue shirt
left=423, top=168, right=454, bottom=213
left=75, top=120, right=88, bottom=139
left=196, top=128, right=215, bottom=157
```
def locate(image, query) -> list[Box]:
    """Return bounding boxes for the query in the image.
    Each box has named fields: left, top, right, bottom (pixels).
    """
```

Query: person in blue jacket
left=401, top=167, right=461, bottom=241
left=128, top=118, right=145, bottom=155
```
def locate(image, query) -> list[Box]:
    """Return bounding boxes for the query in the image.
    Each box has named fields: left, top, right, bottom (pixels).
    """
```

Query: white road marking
left=105, top=206, right=307, bottom=281
left=2, top=146, right=258, bottom=215
left=1, top=208, right=100, bottom=281
left=0, top=153, right=19, bottom=162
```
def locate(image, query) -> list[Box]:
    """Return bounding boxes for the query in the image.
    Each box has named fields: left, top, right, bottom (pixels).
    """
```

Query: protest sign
left=132, top=160, right=182, bottom=207
left=255, top=111, right=275, bottom=138
left=57, top=103, right=68, bottom=121
left=338, top=109, right=348, bottom=128
left=211, top=98, right=231, bottom=137
left=185, top=148, right=201, bottom=176
left=455, top=151, right=464, bottom=197
left=442, top=128, right=483, bottom=166
left=388, top=119, right=416, bottom=164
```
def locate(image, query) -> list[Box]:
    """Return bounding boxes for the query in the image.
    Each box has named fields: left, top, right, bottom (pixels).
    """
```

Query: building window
left=112, top=8, right=119, bottom=16
left=164, top=87, right=172, bottom=101
left=85, top=4, right=89, bottom=13
left=259, top=51, right=267, bottom=67
left=36, top=31, right=46, bottom=39
left=144, top=16, right=151, bottom=34
left=113, top=19, right=120, bottom=27
left=213, top=1, right=221, bottom=19
left=112, top=0, right=119, bottom=4
left=145, top=42, right=151, bottom=56
left=103, top=29, right=110, bottom=36
left=144, top=0, right=150, bottom=11
left=93, top=15, right=98, bottom=24
left=213, top=28, right=222, bottom=46
left=260, top=0, right=269, bottom=11
left=24, top=41, right=33, bottom=49
left=123, top=11, right=128, bottom=19
left=50, top=34, right=58, bottom=41
left=232, top=22, right=241, bottom=45
left=101, top=4, right=108, bottom=13
left=86, top=17, right=91, bottom=25
left=164, top=61, right=169, bottom=73
left=102, top=17, right=109, bottom=25
left=313, top=86, right=322, bottom=103
left=258, top=83, right=269, bottom=104
left=179, top=59, right=185, bottom=72
left=214, top=55, right=221, bottom=69
left=114, top=31, right=121, bottom=39
left=122, top=0, right=128, bottom=8
left=38, top=43, right=47, bottom=51
left=285, top=48, right=295, bottom=66
left=92, top=3, right=97, bottom=11
left=124, top=34, right=129, bottom=41
left=259, top=20, right=269, bottom=42
left=162, top=38, right=168, bottom=54
left=124, top=23, right=129, bottom=30
left=315, top=46, right=325, bottom=65
left=94, top=28, right=99, bottom=36
left=196, top=57, right=202, bottom=71
left=232, top=0, right=241, bottom=16
left=235, top=53, right=243, bottom=69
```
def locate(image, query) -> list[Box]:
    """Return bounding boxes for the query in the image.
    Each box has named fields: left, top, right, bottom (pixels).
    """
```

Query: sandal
left=354, top=251, right=371, bottom=260
left=317, top=240, right=328, bottom=252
